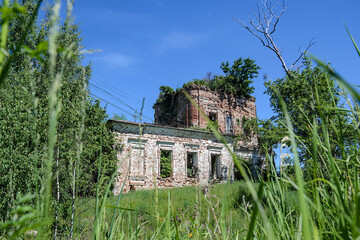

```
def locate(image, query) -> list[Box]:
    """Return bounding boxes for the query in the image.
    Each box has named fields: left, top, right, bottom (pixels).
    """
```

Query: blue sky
left=68, top=0, right=360, bottom=122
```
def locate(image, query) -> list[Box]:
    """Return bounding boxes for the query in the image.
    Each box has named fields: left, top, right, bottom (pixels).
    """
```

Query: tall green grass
left=0, top=1, right=359, bottom=238
left=86, top=41, right=360, bottom=239
left=75, top=182, right=260, bottom=239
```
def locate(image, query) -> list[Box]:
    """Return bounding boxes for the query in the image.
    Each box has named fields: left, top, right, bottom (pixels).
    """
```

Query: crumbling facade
left=154, top=84, right=257, bottom=137
left=110, top=84, right=263, bottom=194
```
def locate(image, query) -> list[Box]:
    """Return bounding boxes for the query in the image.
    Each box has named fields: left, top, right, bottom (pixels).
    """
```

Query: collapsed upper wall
left=153, top=84, right=258, bottom=146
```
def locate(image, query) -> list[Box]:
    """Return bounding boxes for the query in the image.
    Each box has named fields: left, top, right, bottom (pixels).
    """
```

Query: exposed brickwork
left=109, top=85, right=263, bottom=194
left=154, top=84, right=258, bottom=148
left=109, top=120, right=263, bottom=194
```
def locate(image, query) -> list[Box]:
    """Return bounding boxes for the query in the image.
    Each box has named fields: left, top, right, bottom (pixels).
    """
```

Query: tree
left=232, top=0, right=323, bottom=176
left=263, top=58, right=350, bottom=175
left=210, top=57, right=260, bottom=98
left=233, top=0, right=314, bottom=76
left=178, top=57, right=260, bottom=98
left=0, top=1, right=117, bottom=237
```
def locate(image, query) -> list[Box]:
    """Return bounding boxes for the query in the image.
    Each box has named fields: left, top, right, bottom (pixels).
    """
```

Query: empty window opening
left=160, top=150, right=172, bottom=178
left=234, top=159, right=252, bottom=181
left=234, top=166, right=242, bottom=180
left=210, top=155, right=220, bottom=180
left=226, top=115, right=234, bottom=134
left=187, top=152, right=198, bottom=178
left=209, top=112, right=217, bottom=122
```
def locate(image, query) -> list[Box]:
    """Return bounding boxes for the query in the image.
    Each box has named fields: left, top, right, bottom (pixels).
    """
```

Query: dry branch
left=233, top=0, right=315, bottom=76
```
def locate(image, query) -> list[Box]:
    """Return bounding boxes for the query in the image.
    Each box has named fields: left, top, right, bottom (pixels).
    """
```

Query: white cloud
left=159, top=31, right=203, bottom=51
left=79, top=8, right=157, bottom=27
left=97, top=53, right=134, bottom=68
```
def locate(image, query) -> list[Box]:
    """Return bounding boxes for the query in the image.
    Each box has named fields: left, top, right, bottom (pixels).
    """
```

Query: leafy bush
left=154, top=57, right=260, bottom=109
left=160, top=151, right=172, bottom=178
left=155, top=86, right=175, bottom=105
left=210, top=57, right=260, bottom=98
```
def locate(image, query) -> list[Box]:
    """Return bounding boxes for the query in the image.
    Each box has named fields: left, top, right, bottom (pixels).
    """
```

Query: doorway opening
left=210, top=154, right=220, bottom=180
left=187, top=152, right=198, bottom=178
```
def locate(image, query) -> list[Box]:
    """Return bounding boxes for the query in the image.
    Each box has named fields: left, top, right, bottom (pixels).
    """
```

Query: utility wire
left=90, top=78, right=187, bottom=125
left=89, top=82, right=155, bottom=121
left=89, top=93, right=153, bottom=122
left=89, top=83, right=138, bottom=112
left=92, top=78, right=154, bottom=111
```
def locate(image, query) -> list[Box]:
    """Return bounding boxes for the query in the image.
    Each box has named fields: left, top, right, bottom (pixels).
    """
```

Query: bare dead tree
left=232, top=0, right=315, bottom=76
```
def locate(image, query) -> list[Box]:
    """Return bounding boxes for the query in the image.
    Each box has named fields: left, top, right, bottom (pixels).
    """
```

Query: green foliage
left=1, top=1, right=359, bottom=239
left=261, top=58, right=346, bottom=161
left=0, top=0, right=117, bottom=237
left=0, top=193, right=42, bottom=239
left=182, top=78, right=209, bottom=89
left=256, top=118, right=283, bottom=149
left=184, top=57, right=260, bottom=98
left=189, top=125, right=211, bottom=132
left=155, top=85, right=175, bottom=105
left=281, top=155, right=296, bottom=182
left=153, top=86, right=176, bottom=125
left=237, top=116, right=257, bottom=140
left=233, top=157, right=253, bottom=180
left=207, top=119, right=219, bottom=132
left=77, top=182, right=257, bottom=239
left=112, top=112, right=127, bottom=121
left=160, top=151, right=172, bottom=178
left=210, top=57, right=260, bottom=98
left=78, top=18, right=360, bottom=240
left=154, top=57, right=260, bottom=110
left=78, top=99, right=117, bottom=196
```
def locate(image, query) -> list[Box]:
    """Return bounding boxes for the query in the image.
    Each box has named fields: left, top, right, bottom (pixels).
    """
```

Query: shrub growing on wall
left=160, top=151, right=172, bottom=178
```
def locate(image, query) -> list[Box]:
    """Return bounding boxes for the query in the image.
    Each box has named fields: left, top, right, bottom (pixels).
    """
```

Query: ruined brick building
left=109, top=84, right=263, bottom=194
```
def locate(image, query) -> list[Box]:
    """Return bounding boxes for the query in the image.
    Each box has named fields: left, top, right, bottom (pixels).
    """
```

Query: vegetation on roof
left=154, top=57, right=260, bottom=107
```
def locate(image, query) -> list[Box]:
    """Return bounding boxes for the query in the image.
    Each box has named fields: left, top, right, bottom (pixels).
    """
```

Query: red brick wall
left=154, top=84, right=258, bottom=146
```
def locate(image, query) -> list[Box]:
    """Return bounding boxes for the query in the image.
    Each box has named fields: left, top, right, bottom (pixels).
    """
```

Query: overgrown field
left=0, top=1, right=360, bottom=239
left=76, top=182, right=273, bottom=239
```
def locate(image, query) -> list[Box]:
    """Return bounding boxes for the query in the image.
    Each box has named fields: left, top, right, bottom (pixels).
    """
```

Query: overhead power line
left=89, top=93, right=153, bottom=122
left=89, top=78, right=187, bottom=125
left=89, top=83, right=138, bottom=112
left=89, top=82, right=156, bottom=122
left=92, top=78, right=154, bottom=112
